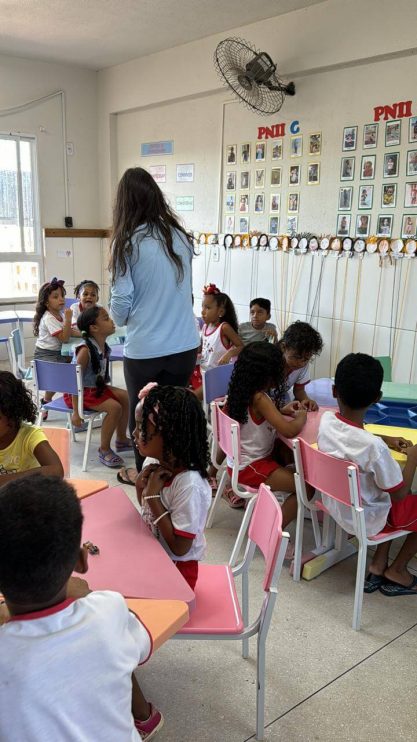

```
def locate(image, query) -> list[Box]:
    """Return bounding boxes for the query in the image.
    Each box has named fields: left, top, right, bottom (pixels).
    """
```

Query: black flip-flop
left=117, top=468, right=138, bottom=487
left=379, top=574, right=417, bottom=596
left=364, top=573, right=385, bottom=593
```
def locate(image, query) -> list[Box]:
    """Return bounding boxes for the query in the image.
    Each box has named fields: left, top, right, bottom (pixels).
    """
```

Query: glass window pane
left=0, top=261, right=39, bottom=299
left=19, top=140, right=35, bottom=253
left=0, top=139, right=21, bottom=253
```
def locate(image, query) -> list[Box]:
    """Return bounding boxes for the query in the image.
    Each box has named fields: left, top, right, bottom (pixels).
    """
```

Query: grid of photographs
left=337, top=118, right=417, bottom=238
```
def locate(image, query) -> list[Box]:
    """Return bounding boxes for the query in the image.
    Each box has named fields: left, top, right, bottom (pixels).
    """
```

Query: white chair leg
left=293, top=500, right=305, bottom=582
left=352, top=543, right=367, bottom=631
left=310, top=510, right=322, bottom=550
left=229, top=495, right=257, bottom=567
left=82, top=417, right=95, bottom=472
left=206, top=469, right=228, bottom=528
left=67, top=414, right=77, bottom=443
left=256, top=633, right=266, bottom=741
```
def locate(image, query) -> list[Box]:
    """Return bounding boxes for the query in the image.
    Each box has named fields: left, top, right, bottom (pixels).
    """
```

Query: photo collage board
left=338, top=117, right=417, bottom=239
left=223, top=133, right=322, bottom=235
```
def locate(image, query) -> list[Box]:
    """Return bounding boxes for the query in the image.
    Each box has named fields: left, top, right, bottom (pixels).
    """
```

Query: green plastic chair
left=375, top=356, right=392, bottom=382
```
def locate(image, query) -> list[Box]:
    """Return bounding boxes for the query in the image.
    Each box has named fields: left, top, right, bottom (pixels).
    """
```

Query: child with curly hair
left=0, top=371, right=63, bottom=483
left=190, top=284, right=243, bottom=400
left=134, top=384, right=211, bottom=590
left=226, top=342, right=307, bottom=520
left=279, top=321, right=323, bottom=410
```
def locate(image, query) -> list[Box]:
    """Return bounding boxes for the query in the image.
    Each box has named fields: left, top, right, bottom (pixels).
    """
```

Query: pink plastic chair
left=175, top=483, right=289, bottom=741
left=292, top=437, right=410, bottom=630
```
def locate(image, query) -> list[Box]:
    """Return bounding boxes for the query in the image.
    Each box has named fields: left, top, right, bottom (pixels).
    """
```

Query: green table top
left=381, top=381, right=417, bottom=403
left=61, top=328, right=126, bottom=357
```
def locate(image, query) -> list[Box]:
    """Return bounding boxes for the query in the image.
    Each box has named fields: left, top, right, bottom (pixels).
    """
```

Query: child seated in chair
left=317, top=353, right=417, bottom=597
left=0, top=372, right=63, bottom=484
left=278, top=321, right=323, bottom=410
left=0, top=476, right=163, bottom=741
left=239, top=297, right=277, bottom=345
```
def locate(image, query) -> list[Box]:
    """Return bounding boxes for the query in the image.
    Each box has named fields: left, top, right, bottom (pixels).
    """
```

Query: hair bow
left=138, top=381, right=158, bottom=400
left=203, top=283, right=220, bottom=295
left=49, top=277, right=65, bottom=289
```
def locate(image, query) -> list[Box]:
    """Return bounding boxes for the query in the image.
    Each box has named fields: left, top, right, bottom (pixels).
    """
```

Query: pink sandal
left=223, top=487, right=245, bottom=509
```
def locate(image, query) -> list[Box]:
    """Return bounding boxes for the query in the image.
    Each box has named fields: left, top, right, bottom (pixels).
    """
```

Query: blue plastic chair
left=65, top=297, right=76, bottom=308
left=8, top=328, right=32, bottom=380
left=31, top=359, right=101, bottom=471
left=202, top=363, right=234, bottom=411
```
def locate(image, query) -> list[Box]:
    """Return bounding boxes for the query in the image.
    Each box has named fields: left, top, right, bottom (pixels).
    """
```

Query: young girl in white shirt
left=190, top=283, right=243, bottom=400
left=226, top=342, right=307, bottom=523
left=134, top=383, right=211, bottom=589
left=70, top=279, right=100, bottom=328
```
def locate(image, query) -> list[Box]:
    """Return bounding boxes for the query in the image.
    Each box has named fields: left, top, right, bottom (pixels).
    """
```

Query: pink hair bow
left=138, top=382, right=158, bottom=400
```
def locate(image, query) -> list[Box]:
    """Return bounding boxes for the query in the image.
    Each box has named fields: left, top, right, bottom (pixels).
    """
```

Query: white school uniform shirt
left=0, top=591, right=151, bottom=742
left=317, top=411, right=404, bottom=537
left=142, top=468, right=211, bottom=562
left=227, top=398, right=276, bottom=470
left=35, top=310, right=63, bottom=350
left=200, top=322, right=229, bottom=371
left=283, top=363, right=310, bottom=402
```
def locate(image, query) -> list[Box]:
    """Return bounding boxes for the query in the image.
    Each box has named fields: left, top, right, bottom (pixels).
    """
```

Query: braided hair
left=140, top=386, right=209, bottom=478
left=227, top=342, right=287, bottom=424
left=76, top=307, right=110, bottom=398
left=33, top=278, right=66, bottom=336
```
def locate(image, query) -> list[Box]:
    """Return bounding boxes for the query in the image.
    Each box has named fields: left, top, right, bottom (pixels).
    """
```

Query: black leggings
left=123, top=347, right=198, bottom=470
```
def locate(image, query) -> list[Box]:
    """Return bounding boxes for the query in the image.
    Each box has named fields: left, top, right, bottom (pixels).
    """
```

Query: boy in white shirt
left=279, top=321, right=323, bottom=409
left=318, top=353, right=417, bottom=596
left=0, top=475, right=163, bottom=741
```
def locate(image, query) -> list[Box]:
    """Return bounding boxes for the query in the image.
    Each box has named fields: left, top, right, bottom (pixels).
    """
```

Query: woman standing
left=109, top=168, right=199, bottom=484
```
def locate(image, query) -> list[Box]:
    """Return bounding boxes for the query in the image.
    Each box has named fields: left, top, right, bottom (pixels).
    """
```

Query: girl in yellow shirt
left=0, top=372, right=63, bottom=484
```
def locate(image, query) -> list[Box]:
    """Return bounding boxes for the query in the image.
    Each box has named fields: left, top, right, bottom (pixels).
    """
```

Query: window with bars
left=0, top=134, right=42, bottom=300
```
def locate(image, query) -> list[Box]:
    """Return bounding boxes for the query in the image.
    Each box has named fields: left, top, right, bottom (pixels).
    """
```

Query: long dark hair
left=77, top=307, right=110, bottom=398
left=0, top=371, right=37, bottom=426
left=203, top=286, right=239, bottom=332
left=140, top=385, right=209, bottom=478
left=109, top=167, right=193, bottom=284
left=33, top=278, right=66, bottom=336
left=227, top=342, right=286, bottom=424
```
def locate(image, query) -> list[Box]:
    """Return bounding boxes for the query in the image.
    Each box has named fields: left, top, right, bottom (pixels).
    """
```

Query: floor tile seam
left=242, top=619, right=417, bottom=742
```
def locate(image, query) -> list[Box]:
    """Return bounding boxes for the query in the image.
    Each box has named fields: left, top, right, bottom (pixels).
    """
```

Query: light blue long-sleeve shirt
left=110, top=226, right=199, bottom=360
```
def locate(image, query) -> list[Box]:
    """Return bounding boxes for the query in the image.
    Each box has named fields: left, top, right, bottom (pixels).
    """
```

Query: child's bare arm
left=255, top=392, right=307, bottom=437
left=142, top=468, right=192, bottom=556
left=0, top=441, right=64, bottom=484
left=389, top=444, right=417, bottom=501
left=218, top=324, right=244, bottom=365
left=54, top=308, right=74, bottom=343
left=293, top=386, right=318, bottom=411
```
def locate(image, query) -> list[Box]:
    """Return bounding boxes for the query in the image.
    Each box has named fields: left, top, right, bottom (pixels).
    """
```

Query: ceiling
left=0, top=0, right=325, bottom=70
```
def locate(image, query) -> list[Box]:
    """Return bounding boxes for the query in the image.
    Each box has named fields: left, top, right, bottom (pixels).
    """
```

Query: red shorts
left=189, top=366, right=202, bottom=390
left=174, top=560, right=199, bottom=590
left=386, top=494, right=417, bottom=532
left=63, top=386, right=118, bottom=410
left=228, top=457, right=280, bottom=489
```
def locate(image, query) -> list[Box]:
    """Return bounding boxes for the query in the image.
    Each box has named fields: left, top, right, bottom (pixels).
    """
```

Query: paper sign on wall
left=176, top=196, right=194, bottom=211
left=141, top=140, right=174, bottom=156
left=149, top=165, right=166, bottom=183
left=176, top=163, right=194, bottom=182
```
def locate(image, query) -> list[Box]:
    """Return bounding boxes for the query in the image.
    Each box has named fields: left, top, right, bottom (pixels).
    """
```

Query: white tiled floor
left=7, top=361, right=417, bottom=741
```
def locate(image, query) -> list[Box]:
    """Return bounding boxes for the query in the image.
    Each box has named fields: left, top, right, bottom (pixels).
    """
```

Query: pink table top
left=80, top=487, right=195, bottom=607
left=278, top=406, right=335, bottom=447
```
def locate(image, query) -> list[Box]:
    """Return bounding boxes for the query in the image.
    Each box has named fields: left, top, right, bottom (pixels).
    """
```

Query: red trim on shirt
left=294, top=381, right=310, bottom=387
left=203, top=323, right=220, bottom=337
left=127, top=611, right=154, bottom=664
left=219, top=323, right=231, bottom=349
left=173, top=528, right=195, bottom=539
left=51, top=329, right=63, bottom=336
left=335, top=412, right=364, bottom=429
left=8, top=597, right=75, bottom=622
left=386, top=480, right=405, bottom=494
left=249, top=406, right=264, bottom=425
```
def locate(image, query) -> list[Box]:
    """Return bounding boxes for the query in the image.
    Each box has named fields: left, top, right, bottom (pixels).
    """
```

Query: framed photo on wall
left=239, top=193, right=249, bottom=213
left=224, top=215, right=235, bottom=232
left=289, top=165, right=300, bottom=185
left=360, top=155, right=375, bottom=180
left=355, top=213, right=371, bottom=238
left=255, top=169, right=265, bottom=188
left=226, top=145, right=237, bottom=164
left=383, top=152, right=399, bottom=177
left=307, top=163, right=320, bottom=184
left=339, top=186, right=353, bottom=211
left=287, top=215, right=298, bottom=234
left=271, top=167, right=281, bottom=186
left=340, top=157, right=355, bottom=181
left=226, top=171, right=236, bottom=190
left=385, top=120, right=401, bottom=147
left=336, top=214, right=351, bottom=237
left=376, top=214, right=393, bottom=237
left=358, top=185, right=373, bottom=210
left=271, top=140, right=283, bottom=160
left=270, top=193, right=280, bottom=212
left=269, top=216, right=279, bottom=234
left=409, top=116, right=417, bottom=143
left=381, top=183, right=397, bottom=208
left=363, top=123, right=378, bottom=148
left=288, top=193, right=299, bottom=213
left=342, top=126, right=357, bottom=151
left=225, top=194, right=235, bottom=213
left=239, top=216, right=249, bottom=233
left=240, top=171, right=250, bottom=189
left=241, top=143, right=251, bottom=164
left=402, top=214, right=417, bottom=238
left=407, top=150, right=417, bottom=176
left=290, top=135, right=303, bottom=157
left=309, top=133, right=321, bottom=155
left=255, top=142, right=266, bottom=161
left=254, top=193, right=264, bottom=213
left=404, top=182, right=417, bottom=207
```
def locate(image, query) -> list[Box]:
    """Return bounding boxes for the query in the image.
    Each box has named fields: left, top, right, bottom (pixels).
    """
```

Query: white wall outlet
left=66, top=142, right=74, bottom=156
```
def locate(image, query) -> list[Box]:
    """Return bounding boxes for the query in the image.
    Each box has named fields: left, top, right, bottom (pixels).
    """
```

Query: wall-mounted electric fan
left=214, top=37, right=295, bottom=115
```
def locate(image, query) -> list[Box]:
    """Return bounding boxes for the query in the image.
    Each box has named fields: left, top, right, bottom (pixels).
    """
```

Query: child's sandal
left=98, top=448, right=124, bottom=468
